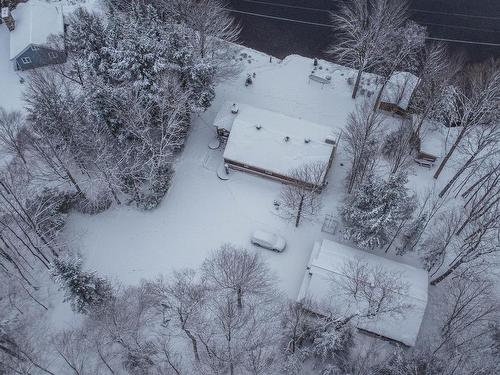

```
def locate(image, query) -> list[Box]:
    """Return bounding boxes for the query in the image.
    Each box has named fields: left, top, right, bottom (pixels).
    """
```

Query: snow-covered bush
left=51, top=254, right=113, bottom=314
left=309, top=320, right=354, bottom=366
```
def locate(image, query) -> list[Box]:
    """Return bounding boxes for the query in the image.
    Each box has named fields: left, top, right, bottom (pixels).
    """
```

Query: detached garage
left=216, top=103, right=337, bottom=189
left=297, top=239, right=429, bottom=347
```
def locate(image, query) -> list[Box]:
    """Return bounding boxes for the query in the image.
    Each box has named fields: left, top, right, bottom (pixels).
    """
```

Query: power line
left=225, top=8, right=500, bottom=47
left=241, top=0, right=331, bottom=13
left=411, top=8, right=500, bottom=21
left=240, top=0, right=500, bottom=22
left=426, top=37, right=500, bottom=47
left=420, top=22, right=500, bottom=34
left=225, top=8, right=332, bottom=27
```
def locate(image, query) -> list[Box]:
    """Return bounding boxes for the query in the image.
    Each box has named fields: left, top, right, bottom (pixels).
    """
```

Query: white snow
left=297, top=239, right=428, bottom=346
left=222, top=103, right=336, bottom=180
left=381, top=71, right=420, bottom=110
left=63, top=53, right=359, bottom=299
left=9, top=0, right=64, bottom=59
left=0, top=23, right=24, bottom=110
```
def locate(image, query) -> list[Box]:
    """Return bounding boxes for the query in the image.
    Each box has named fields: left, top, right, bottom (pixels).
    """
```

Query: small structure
left=5, top=1, right=66, bottom=71
left=216, top=103, right=337, bottom=189
left=379, top=71, right=420, bottom=116
left=297, top=239, right=428, bottom=347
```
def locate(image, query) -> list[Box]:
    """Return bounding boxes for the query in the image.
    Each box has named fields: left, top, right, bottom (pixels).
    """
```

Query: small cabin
left=2, top=1, right=66, bottom=71
left=379, top=71, right=420, bottom=116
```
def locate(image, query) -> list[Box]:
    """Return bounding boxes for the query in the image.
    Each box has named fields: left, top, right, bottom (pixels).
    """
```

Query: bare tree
left=433, top=59, right=500, bottom=179
left=420, top=208, right=464, bottom=274
left=433, top=274, right=499, bottom=356
left=430, top=208, right=499, bottom=285
left=438, top=121, right=500, bottom=198
left=343, top=102, right=384, bottom=193
left=381, top=119, right=416, bottom=175
left=411, top=42, right=462, bottom=137
left=328, top=0, right=409, bottom=98
left=332, top=257, right=412, bottom=322
left=196, top=292, right=279, bottom=375
left=396, top=187, right=448, bottom=255
left=52, top=330, right=97, bottom=375
left=201, top=245, right=274, bottom=309
left=166, top=0, right=240, bottom=59
left=280, top=162, right=326, bottom=227
left=456, top=163, right=500, bottom=236
left=146, top=269, right=207, bottom=362
left=373, top=20, right=427, bottom=109
left=0, top=108, right=28, bottom=164
left=281, top=300, right=313, bottom=354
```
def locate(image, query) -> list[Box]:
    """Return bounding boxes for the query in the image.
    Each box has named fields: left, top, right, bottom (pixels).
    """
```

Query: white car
left=251, top=230, right=286, bottom=252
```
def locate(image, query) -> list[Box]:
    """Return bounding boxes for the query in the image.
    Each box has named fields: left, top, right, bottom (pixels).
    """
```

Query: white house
left=297, top=239, right=429, bottom=346
left=2, top=1, right=65, bottom=71
left=215, top=102, right=337, bottom=189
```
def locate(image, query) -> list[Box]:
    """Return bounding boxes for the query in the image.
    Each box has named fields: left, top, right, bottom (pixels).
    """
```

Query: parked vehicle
left=250, top=230, right=286, bottom=252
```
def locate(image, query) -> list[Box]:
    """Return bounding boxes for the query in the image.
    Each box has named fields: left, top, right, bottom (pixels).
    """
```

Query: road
left=227, top=0, right=500, bottom=62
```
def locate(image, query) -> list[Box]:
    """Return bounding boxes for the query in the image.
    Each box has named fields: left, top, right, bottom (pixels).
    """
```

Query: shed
left=379, top=71, right=420, bottom=116
left=297, top=239, right=428, bottom=347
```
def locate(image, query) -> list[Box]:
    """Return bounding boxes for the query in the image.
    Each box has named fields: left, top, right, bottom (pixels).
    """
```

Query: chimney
left=325, top=135, right=336, bottom=145
left=1, top=7, right=15, bottom=32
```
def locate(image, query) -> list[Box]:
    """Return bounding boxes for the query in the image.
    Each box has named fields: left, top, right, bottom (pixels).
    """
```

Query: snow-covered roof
left=297, top=239, right=428, bottom=346
left=222, top=103, right=336, bottom=179
left=9, top=0, right=64, bottom=59
left=381, top=71, right=420, bottom=110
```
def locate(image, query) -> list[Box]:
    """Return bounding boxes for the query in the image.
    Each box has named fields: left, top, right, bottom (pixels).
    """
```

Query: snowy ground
left=0, top=25, right=24, bottom=111
left=64, top=52, right=358, bottom=300
left=1, top=2, right=457, bottom=344
left=63, top=51, right=450, bottom=304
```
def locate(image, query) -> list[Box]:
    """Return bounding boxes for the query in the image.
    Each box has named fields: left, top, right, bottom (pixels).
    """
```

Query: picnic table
left=414, top=158, right=435, bottom=168
left=309, top=67, right=332, bottom=86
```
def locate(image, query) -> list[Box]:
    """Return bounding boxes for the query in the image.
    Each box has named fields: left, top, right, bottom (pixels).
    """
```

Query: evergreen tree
left=341, top=173, right=416, bottom=249
left=51, top=255, right=113, bottom=313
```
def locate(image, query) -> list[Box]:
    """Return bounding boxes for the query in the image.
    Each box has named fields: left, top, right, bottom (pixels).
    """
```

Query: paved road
left=227, top=0, right=500, bottom=62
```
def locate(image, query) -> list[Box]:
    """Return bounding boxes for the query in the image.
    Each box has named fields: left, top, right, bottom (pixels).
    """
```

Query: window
left=21, top=57, right=31, bottom=64
left=31, top=45, right=39, bottom=51
left=48, top=52, right=58, bottom=59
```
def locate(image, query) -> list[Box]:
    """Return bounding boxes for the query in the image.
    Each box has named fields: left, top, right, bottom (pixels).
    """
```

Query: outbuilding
left=216, top=102, right=337, bottom=189
left=297, top=239, right=428, bottom=347
left=379, top=71, right=420, bottom=116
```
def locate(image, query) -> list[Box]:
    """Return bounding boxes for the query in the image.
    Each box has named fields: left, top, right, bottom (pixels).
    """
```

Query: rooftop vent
left=255, top=124, right=262, bottom=130
left=284, top=136, right=290, bottom=142
left=304, top=138, right=311, bottom=144
left=231, top=103, right=239, bottom=114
